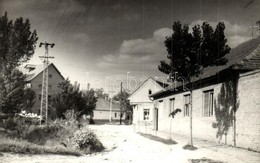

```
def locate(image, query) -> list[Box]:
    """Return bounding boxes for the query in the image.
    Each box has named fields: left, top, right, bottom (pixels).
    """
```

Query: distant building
left=93, top=96, right=125, bottom=124
left=128, top=77, right=167, bottom=131
left=24, top=63, right=64, bottom=119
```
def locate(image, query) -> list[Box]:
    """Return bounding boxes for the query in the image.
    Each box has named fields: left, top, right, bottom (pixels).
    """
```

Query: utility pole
left=120, top=82, right=122, bottom=125
left=244, top=0, right=257, bottom=38
left=108, top=89, right=115, bottom=122
left=39, top=42, right=55, bottom=125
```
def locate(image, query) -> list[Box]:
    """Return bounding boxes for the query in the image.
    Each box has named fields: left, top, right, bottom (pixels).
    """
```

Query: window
left=203, top=90, right=214, bottom=117
left=184, top=94, right=190, bottom=117
left=148, top=89, right=152, bottom=95
left=48, top=85, right=52, bottom=90
left=115, top=113, right=117, bottom=117
left=169, top=98, right=175, bottom=114
left=39, top=84, right=42, bottom=89
left=26, top=83, right=32, bottom=89
left=143, top=109, right=150, bottom=120
left=49, top=74, right=52, bottom=78
left=38, top=94, right=42, bottom=100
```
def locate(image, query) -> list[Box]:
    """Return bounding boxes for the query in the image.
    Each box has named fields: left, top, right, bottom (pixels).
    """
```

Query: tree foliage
left=0, top=69, right=36, bottom=114
left=158, top=21, right=230, bottom=81
left=113, top=90, right=131, bottom=111
left=0, top=12, right=37, bottom=114
left=113, top=90, right=132, bottom=123
left=52, top=78, right=97, bottom=119
left=0, top=12, right=38, bottom=72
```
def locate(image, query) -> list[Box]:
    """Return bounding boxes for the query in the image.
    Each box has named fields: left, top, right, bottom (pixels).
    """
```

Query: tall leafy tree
left=81, top=89, right=97, bottom=117
left=113, top=90, right=132, bottom=124
left=52, top=78, right=97, bottom=119
left=0, top=12, right=38, bottom=114
left=158, top=21, right=230, bottom=146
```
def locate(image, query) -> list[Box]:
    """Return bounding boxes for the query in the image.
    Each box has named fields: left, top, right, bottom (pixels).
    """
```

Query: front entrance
left=154, top=108, right=158, bottom=131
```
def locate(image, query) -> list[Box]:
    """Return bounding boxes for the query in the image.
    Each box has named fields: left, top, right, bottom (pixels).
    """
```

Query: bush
left=25, top=124, right=65, bottom=145
left=3, top=117, right=17, bottom=130
left=71, top=129, right=104, bottom=153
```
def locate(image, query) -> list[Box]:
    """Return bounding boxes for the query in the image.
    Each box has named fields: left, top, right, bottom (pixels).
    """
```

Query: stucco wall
left=150, top=70, right=260, bottom=151
left=93, top=110, right=124, bottom=120
left=236, top=70, right=260, bottom=151
left=129, top=78, right=164, bottom=103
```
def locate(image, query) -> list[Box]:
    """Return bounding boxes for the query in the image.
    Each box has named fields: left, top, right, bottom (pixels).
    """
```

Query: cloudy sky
left=0, top=0, right=259, bottom=93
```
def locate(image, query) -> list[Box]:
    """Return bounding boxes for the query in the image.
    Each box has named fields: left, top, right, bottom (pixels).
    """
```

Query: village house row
left=22, top=37, right=260, bottom=152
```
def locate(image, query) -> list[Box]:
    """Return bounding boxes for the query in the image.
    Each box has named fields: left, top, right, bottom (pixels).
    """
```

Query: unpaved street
left=1, top=125, right=260, bottom=163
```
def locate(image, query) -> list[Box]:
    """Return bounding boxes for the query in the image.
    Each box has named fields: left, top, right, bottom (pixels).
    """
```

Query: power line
left=42, top=0, right=61, bottom=42
left=244, top=0, right=255, bottom=8
left=49, top=0, right=71, bottom=42
left=55, top=0, right=81, bottom=43
left=244, top=0, right=257, bottom=38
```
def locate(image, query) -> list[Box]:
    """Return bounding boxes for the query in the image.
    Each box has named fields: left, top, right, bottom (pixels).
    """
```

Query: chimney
left=24, top=64, right=36, bottom=73
left=87, top=83, right=90, bottom=90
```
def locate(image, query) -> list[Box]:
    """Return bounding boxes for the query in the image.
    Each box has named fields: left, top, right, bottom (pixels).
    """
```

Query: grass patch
left=0, top=111, right=104, bottom=156
left=189, top=157, right=224, bottom=163
left=139, top=133, right=177, bottom=145
left=183, top=144, right=198, bottom=150
left=0, top=137, right=81, bottom=156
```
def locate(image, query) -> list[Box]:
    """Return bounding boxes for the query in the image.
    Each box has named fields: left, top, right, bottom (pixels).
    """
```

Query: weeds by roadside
left=0, top=136, right=81, bottom=156
left=0, top=110, right=104, bottom=156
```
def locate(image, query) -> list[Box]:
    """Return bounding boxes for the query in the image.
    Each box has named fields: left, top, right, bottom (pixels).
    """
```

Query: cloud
left=97, top=28, right=172, bottom=72
left=189, top=20, right=252, bottom=48
left=97, top=19, right=253, bottom=74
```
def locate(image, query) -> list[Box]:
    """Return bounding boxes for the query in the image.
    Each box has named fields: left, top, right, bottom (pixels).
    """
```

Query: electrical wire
left=42, top=0, right=61, bottom=42
left=49, top=0, right=71, bottom=42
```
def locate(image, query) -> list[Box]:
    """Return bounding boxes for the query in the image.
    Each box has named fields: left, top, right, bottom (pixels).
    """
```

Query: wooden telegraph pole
left=119, top=82, right=122, bottom=125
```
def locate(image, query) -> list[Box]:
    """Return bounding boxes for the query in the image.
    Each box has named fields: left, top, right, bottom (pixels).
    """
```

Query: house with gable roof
left=24, top=63, right=64, bottom=119
left=93, top=96, right=125, bottom=124
left=149, top=37, right=260, bottom=151
left=128, top=77, right=168, bottom=132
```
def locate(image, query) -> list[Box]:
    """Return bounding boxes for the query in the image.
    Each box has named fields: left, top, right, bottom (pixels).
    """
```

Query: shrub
left=25, top=124, right=65, bottom=145
left=70, top=129, right=104, bottom=153
left=3, top=117, right=17, bottom=130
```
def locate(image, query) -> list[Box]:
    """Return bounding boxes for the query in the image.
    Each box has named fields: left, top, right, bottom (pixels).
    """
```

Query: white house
left=128, top=77, right=167, bottom=132
left=93, top=96, right=125, bottom=124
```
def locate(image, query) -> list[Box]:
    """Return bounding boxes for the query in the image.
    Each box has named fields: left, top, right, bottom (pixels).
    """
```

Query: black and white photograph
left=0, top=0, right=260, bottom=162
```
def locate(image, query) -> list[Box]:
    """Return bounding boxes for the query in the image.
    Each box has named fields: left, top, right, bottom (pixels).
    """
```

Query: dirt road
left=1, top=125, right=260, bottom=163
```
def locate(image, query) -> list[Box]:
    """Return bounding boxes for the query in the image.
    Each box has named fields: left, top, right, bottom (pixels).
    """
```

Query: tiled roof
left=96, top=97, right=120, bottom=111
left=150, top=37, right=260, bottom=97
left=196, top=37, right=260, bottom=80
